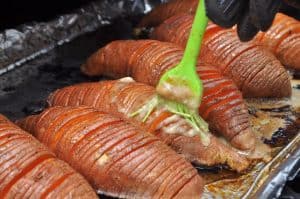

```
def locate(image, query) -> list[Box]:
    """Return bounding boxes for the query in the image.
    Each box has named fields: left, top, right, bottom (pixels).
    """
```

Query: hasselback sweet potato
left=141, top=0, right=300, bottom=70
left=0, top=114, right=97, bottom=199
left=47, top=79, right=250, bottom=172
left=254, top=13, right=300, bottom=70
left=142, top=0, right=299, bottom=68
left=151, top=14, right=291, bottom=98
left=17, top=106, right=204, bottom=199
left=82, top=40, right=255, bottom=151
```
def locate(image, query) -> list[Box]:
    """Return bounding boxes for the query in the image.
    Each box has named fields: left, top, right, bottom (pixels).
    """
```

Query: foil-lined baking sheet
left=0, top=0, right=299, bottom=198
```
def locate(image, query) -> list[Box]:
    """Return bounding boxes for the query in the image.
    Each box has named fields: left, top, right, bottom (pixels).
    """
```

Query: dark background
left=0, top=0, right=95, bottom=30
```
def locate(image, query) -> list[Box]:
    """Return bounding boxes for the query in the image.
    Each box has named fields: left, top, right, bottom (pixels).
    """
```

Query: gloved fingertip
left=205, top=0, right=245, bottom=28
left=237, top=14, right=259, bottom=42
left=237, top=29, right=259, bottom=42
left=259, top=20, right=274, bottom=32
left=250, top=0, right=281, bottom=31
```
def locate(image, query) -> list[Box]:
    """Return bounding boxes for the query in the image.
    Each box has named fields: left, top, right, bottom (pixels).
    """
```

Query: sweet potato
left=141, top=0, right=299, bottom=70
left=151, top=14, right=291, bottom=98
left=254, top=13, right=300, bottom=70
left=82, top=40, right=255, bottom=151
left=139, top=0, right=300, bottom=70
left=17, top=106, right=204, bottom=199
left=0, top=114, right=97, bottom=198
left=47, top=79, right=250, bottom=172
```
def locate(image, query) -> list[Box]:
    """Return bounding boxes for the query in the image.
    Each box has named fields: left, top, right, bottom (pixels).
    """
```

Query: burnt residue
left=133, top=27, right=153, bottom=39
left=248, top=106, right=258, bottom=117
left=2, top=86, right=16, bottom=92
left=194, top=164, right=225, bottom=174
left=248, top=97, right=299, bottom=147
left=294, top=84, right=300, bottom=89
left=260, top=105, right=292, bottom=113
left=293, top=71, right=300, bottom=79
left=193, top=164, right=244, bottom=184
left=264, top=118, right=300, bottom=147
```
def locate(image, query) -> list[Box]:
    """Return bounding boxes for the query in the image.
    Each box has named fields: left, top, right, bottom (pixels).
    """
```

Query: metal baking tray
left=0, top=0, right=299, bottom=198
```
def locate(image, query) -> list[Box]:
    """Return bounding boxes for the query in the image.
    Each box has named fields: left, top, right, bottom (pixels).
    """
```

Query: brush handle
left=180, top=0, right=208, bottom=69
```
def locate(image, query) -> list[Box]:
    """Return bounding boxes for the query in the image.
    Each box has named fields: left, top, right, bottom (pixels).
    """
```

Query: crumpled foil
left=0, top=0, right=156, bottom=75
left=0, top=0, right=299, bottom=198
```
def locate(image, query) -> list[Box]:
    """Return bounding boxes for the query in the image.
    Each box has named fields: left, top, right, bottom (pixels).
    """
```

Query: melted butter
left=240, top=87, right=300, bottom=162
left=97, top=154, right=109, bottom=166
left=128, top=94, right=210, bottom=145
left=157, top=113, right=210, bottom=146
left=236, top=138, right=272, bottom=162
left=251, top=140, right=272, bottom=162
left=130, top=96, right=159, bottom=121
left=216, top=131, right=272, bottom=162
left=156, top=81, right=199, bottom=110
left=113, top=77, right=138, bottom=114
left=251, top=111, right=286, bottom=140
left=118, top=77, right=135, bottom=83
left=159, top=115, right=195, bottom=136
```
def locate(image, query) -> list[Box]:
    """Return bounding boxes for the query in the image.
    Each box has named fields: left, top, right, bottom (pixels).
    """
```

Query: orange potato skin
left=17, top=106, right=204, bottom=199
left=47, top=80, right=250, bottom=172
left=151, top=14, right=291, bottom=98
left=0, top=114, right=97, bottom=199
left=254, top=13, right=300, bottom=70
left=82, top=40, right=255, bottom=151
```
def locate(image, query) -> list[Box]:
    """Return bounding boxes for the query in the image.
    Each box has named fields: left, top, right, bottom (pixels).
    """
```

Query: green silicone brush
left=131, top=0, right=210, bottom=144
left=156, top=0, right=208, bottom=111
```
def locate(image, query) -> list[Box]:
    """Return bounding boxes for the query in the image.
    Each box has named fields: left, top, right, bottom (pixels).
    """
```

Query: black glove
left=205, top=0, right=300, bottom=42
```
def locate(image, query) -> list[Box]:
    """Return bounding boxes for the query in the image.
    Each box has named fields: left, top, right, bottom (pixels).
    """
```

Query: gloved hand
left=205, top=0, right=300, bottom=41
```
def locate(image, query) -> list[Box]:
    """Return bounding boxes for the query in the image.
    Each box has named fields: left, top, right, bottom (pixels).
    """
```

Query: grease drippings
left=264, top=118, right=300, bottom=147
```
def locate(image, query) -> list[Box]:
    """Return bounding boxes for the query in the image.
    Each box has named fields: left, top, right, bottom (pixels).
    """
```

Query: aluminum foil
left=0, top=0, right=153, bottom=75
left=0, top=0, right=299, bottom=198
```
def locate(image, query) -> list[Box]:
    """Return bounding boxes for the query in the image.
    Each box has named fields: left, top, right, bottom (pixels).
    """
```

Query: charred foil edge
left=244, top=133, right=300, bottom=199
left=202, top=132, right=300, bottom=199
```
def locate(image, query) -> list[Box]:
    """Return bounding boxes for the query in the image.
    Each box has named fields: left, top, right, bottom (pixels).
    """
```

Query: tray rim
left=0, top=0, right=299, bottom=198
